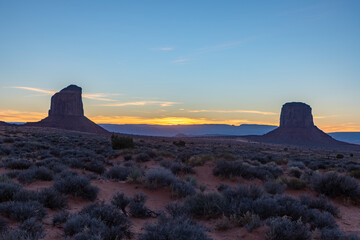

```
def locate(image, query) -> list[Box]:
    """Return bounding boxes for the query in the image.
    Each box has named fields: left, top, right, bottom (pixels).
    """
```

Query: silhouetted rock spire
left=49, top=85, right=84, bottom=117
left=26, top=85, right=108, bottom=134
left=280, top=102, right=314, bottom=128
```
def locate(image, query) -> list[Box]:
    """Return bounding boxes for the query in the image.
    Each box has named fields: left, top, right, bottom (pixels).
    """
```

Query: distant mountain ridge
left=100, top=124, right=278, bottom=137
left=328, top=132, right=360, bottom=145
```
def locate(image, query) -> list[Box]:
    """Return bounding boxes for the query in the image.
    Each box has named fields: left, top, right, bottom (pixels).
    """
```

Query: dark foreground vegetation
left=0, top=126, right=359, bottom=239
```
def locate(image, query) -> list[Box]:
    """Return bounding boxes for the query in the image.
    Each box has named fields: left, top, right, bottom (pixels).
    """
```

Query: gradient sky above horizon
left=0, top=0, right=359, bottom=132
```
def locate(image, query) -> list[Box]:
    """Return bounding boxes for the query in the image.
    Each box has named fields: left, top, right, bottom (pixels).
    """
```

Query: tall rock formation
left=26, top=85, right=108, bottom=134
left=257, top=102, right=353, bottom=148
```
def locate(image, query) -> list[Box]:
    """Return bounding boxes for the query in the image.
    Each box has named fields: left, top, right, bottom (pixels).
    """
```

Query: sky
left=0, top=0, right=359, bottom=132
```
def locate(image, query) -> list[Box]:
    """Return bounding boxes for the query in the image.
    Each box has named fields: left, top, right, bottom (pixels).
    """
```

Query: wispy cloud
left=89, top=115, right=276, bottom=126
left=8, top=86, right=118, bottom=102
left=99, top=101, right=179, bottom=107
left=151, top=47, right=174, bottom=51
left=0, top=110, right=46, bottom=122
left=197, top=39, right=251, bottom=53
left=173, top=58, right=189, bottom=64
left=188, top=109, right=277, bottom=115
left=313, top=115, right=339, bottom=119
left=10, top=86, right=56, bottom=95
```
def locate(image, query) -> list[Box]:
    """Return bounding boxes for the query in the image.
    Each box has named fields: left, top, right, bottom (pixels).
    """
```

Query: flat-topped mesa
left=48, top=85, right=84, bottom=117
left=279, top=102, right=314, bottom=128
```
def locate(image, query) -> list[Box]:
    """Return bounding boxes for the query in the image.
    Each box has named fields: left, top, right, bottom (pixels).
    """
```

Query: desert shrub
left=138, top=215, right=211, bottom=240
left=0, top=146, right=11, bottom=156
left=12, top=189, right=40, bottom=202
left=299, top=195, right=339, bottom=217
left=283, top=177, right=307, bottom=190
left=38, top=187, right=67, bottom=209
left=54, top=175, right=99, bottom=201
left=0, top=201, right=46, bottom=222
left=126, top=167, right=143, bottom=183
left=84, top=160, right=106, bottom=175
left=289, top=167, right=302, bottom=178
left=213, top=160, right=283, bottom=180
left=312, top=172, right=360, bottom=201
left=265, top=217, right=311, bottom=240
left=165, top=201, right=188, bottom=218
left=129, top=193, right=153, bottom=218
left=185, top=154, right=213, bottom=167
left=4, top=158, right=32, bottom=170
left=18, top=217, right=44, bottom=239
left=106, top=166, right=130, bottom=181
left=111, top=192, right=131, bottom=215
left=64, top=214, right=107, bottom=237
left=306, top=210, right=337, bottom=230
left=236, top=211, right=261, bottom=232
left=183, top=193, right=224, bottom=219
left=320, top=228, right=360, bottom=240
left=252, top=198, right=279, bottom=219
left=170, top=180, right=196, bottom=198
left=52, top=211, right=70, bottom=226
left=288, top=161, right=305, bottom=169
left=111, top=135, right=134, bottom=150
left=80, top=203, right=131, bottom=231
left=0, top=217, right=7, bottom=233
left=173, top=140, right=186, bottom=147
left=336, top=154, right=344, bottom=159
left=0, top=182, right=22, bottom=202
left=135, top=153, right=151, bottom=162
left=215, top=215, right=233, bottom=231
left=264, top=181, right=286, bottom=195
left=123, top=154, right=132, bottom=161
left=276, top=196, right=308, bottom=221
left=3, top=137, right=14, bottom=143
left=17, top=167, right=53, bottom=184
left=349, top=170, right=360, bottom=179
left=143, top=168, right=176, bottom=189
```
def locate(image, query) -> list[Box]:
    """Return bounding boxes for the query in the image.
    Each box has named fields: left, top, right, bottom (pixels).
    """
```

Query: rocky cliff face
left=26, top=85, right=108, bottom=134
left=280, top=102, right=314, bottom=128
left=49, top=85, right=84, bottom=117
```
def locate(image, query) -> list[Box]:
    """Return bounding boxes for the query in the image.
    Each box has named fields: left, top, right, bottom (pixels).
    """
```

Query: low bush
left=105, top=166, right=130, bottom=181
left=54, top=175, right=99, bottom=201
left=4, top=158, right=32, bottom=170
left=138, top=215, right=211, bottom=240
left=38, top=187, right=67, bottom=209
left=0, top=217, right=7, bottom=233
left=111, top=192, right=131, bottom=215
left=111, top=135, right=134, bottom=150
left=265, top=217, right=311, bottom=240
left=18, top=217, right=44, bottom=239
left=0, top=201, right=46, bottom=222
left=143, top=168, right=176, bottom=189
left=236, top=211, right=261, bottom=232
left=264, top=181, right=286, bottom=195
left=52, top=211, right=70, bottom=226
left=135, top=153, right=151, bottom=162
left=283, top=178, right=307, bottom=190
left=299, top=195, right=339, bottom=217
left=64, top=214, right=107, bottom=237
left=84, top=160, right=106, bottom=175
left=173, top=140, right=186, bottom=147
left=349, top=170, right=360, bottom=179
left=17, top=167, right=54, bottom=184
left=0, top=182, right=22, bottom=202
left=170, top=180, right=196, bottom=198
left=312, top=172, right=360, bottom=201
left=213, top=160, right=283, bottom=181
left=129, top=193, right=154, bottom=218
left=183, top=193, right=224, bottom=219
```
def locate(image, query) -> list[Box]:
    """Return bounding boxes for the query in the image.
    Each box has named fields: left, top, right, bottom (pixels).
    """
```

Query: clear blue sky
left=0, top=0, right=359, bottom=131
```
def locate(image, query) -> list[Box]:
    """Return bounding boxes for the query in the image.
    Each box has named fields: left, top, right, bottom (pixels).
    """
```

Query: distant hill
left=328, top=132, right=360, bottom=145
left=99, top=124, right=277, bottom=137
